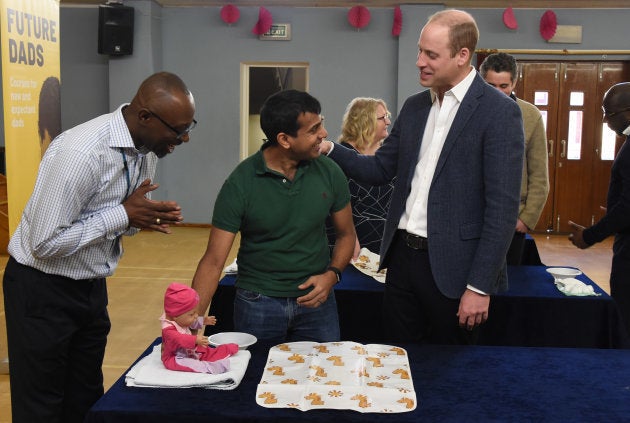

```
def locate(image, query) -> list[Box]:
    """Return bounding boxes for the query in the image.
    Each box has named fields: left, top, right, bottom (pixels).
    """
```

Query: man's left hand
left=515, top=219, right=528, bottom=234
left=296, top=272, right=336, bottom=308
left=457, top=289, right=490, bottom=330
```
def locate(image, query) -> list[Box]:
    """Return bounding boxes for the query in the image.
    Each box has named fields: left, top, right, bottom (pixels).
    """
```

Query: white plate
left=208, top=332, right=257, bottom=350
left=546, top=267, right=582, bottom=280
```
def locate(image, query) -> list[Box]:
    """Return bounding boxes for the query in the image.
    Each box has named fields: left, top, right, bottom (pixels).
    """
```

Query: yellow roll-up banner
left=1, top=0, right=60, bottom=234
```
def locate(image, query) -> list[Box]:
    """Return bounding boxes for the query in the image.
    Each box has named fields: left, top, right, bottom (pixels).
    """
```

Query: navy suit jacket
left=329, top=73, right=524, bottom=298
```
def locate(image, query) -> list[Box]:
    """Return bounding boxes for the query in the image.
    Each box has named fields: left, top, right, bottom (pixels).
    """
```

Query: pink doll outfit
left=160, top=314, right=238, bottom=374
left=160, top=282, right=238, bottom=374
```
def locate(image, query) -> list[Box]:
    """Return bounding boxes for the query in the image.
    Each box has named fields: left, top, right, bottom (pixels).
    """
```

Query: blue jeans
left=234, top=288, right=340, bottom=343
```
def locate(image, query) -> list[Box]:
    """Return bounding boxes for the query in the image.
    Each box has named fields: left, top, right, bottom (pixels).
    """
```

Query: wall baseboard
left=178, top=223, right=212, bottom=228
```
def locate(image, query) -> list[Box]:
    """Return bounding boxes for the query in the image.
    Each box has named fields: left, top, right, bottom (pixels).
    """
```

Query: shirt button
left=283, top=179, right=287, bottom=183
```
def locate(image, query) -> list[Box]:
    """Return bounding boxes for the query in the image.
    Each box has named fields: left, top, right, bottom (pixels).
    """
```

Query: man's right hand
left=567, top=220, right=589, bottom=249
left=123, top=179, right=183, bottom=233
left=318, top=140, right=333, bottom=155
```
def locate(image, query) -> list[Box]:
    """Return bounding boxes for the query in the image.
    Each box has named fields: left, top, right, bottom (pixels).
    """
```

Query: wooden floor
left=0, top=227, right=613, bottom=423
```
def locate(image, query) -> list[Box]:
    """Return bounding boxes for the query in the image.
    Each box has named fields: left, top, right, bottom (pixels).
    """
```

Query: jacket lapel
left=404, top=91, right=433, bottom=185
left=433, top=74, right=483, bottom=180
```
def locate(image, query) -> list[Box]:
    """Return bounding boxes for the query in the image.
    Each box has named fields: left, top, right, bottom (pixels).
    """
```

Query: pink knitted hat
left=164, top=283, right=199, bottom=317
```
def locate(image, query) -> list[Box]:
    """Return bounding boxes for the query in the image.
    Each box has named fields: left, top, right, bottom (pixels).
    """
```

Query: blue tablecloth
left=85, top=337, right=630, bottom=423
left=523, top=233, right=543, bottom=265
left=209, top=265, right=629, bottom=349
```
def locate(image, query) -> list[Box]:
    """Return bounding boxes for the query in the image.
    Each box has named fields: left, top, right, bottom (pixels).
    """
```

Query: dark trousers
left=382, top=232, right=478, bottom=345
left=610, top=252, right=630, bottom=343
left=3, top=257, right=111, bottom=423
left=506, top=231, right=526, bottom=265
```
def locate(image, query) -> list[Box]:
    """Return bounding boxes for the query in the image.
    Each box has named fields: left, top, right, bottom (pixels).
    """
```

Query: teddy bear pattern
left=256, top=341, right=417, bottom=413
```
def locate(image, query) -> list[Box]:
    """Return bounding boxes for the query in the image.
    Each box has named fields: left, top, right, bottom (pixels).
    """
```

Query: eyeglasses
left=149, top=110, right=197, bottom=140
left=602, top=106, right=630, bottom=119
left=377, top=112, right=392, bottom=121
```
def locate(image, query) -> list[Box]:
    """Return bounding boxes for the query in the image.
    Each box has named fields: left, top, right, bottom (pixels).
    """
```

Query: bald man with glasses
left=568, top=82, right=630, bottom=345
left=3, top=72, right=196, bottom=422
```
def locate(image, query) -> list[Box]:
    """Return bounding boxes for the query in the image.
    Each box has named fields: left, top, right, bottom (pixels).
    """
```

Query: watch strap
left=327, top=266, right=342, bottom=283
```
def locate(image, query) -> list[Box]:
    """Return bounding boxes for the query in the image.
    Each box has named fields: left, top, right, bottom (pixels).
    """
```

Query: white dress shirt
left=398, top=67, right=477, bottom=237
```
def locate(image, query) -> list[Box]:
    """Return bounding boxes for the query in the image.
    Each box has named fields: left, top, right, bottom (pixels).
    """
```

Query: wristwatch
left=327, top=266, right=342, bottom=283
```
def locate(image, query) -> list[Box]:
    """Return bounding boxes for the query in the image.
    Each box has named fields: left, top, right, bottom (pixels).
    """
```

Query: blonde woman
left=328, top=97, right=395, bottom=257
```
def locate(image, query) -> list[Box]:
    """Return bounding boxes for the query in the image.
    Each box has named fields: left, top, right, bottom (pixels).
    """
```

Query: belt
left=398, top=230, right=429, bottom=251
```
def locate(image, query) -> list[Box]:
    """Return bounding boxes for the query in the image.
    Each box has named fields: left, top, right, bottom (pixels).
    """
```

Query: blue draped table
left=85, top=337, right=630, bottom=422
left=523, top=233, right=543, bottom=265
left=208, top=265, right=629, bottom=349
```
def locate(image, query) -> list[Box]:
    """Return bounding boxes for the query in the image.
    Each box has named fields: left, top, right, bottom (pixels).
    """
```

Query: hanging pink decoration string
left=392, top=6, right=402, bottom=37
left=539, top=10, right=557, bottom=41
left=252, top=6, right=273, bottom=35
left=220, top=5, right=240, bottom=26
left=348, top=5, right=371, bottom=30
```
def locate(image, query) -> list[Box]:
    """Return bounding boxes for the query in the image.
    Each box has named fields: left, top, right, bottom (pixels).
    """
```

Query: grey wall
left=159, top=5, right=399, bottom=222
left=59, top=7, right=109, bottom=129
left=51, top=3, right=630, bottom=224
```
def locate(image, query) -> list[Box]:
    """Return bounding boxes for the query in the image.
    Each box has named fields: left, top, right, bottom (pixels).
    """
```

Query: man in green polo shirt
left=192, top=90, right=355, bottom=342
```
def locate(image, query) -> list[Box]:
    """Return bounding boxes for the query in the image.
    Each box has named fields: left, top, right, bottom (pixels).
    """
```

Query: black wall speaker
left=98, top=4, right=134, bottom=56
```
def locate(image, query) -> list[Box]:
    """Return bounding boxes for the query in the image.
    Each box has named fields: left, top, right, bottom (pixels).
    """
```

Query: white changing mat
left=256, top=341, right=417, bottom=413
left=125, top=344, right=251, bottom=390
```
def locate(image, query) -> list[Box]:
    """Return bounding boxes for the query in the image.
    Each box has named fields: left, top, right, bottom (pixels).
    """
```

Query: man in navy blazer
left=569, top=82, right=630, bottom=341
left=321, top=10, right=524, bottom=344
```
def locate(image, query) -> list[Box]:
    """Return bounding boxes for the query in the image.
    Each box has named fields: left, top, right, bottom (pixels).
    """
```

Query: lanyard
left=121, top=149, right=131, bottom=199
left=121, top=149, right=143, bottom=200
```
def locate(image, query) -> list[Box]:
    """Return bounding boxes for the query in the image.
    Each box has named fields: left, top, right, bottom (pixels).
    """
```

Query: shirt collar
left=430, top=66, right=476, bottom=104
left=253, top=149, right=267, bottom=175
left=623, top=125, right=630, bottom=136
left=252, top=145, right=311, bottom=177
left=109, top=103, right=137, bottom=150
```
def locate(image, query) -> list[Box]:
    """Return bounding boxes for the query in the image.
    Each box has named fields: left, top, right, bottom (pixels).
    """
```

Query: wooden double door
left=513, top=61, right=630, bottom=234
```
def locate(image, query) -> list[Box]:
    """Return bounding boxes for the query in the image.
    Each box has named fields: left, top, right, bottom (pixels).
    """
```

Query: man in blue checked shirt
left=3, top=71, right=196, bottom=423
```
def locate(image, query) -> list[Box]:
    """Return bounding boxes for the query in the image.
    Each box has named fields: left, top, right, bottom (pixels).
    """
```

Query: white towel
left=555, top=278, right=601, bottom=296
left=223, top=258, right=238, bottom=274
left=125, top=344, right=251, bottom=389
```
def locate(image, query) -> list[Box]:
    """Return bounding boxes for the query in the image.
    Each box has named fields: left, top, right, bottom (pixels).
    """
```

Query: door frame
left=239, top=62, right=309, bottom=161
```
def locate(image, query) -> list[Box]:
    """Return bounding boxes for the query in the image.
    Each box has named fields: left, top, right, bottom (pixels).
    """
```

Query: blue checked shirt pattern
left=8, top=105, right=158, bottom=279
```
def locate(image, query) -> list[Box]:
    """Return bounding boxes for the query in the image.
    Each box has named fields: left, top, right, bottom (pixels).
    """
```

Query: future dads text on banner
left=5, top=6, right=57, bottom=67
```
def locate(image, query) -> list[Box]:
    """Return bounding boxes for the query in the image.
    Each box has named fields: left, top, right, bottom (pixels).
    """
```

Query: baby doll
left=160, top=282, right=239, bottom=374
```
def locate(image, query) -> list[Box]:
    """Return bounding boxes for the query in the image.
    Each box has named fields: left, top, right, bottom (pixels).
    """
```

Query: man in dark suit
left=569, top=82, right=630, bottom=339
left=320, top=9, right=524, bottom=344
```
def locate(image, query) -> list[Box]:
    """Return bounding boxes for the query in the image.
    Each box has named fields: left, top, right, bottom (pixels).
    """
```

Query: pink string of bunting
left=216, top=6, right=553, bottom=40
